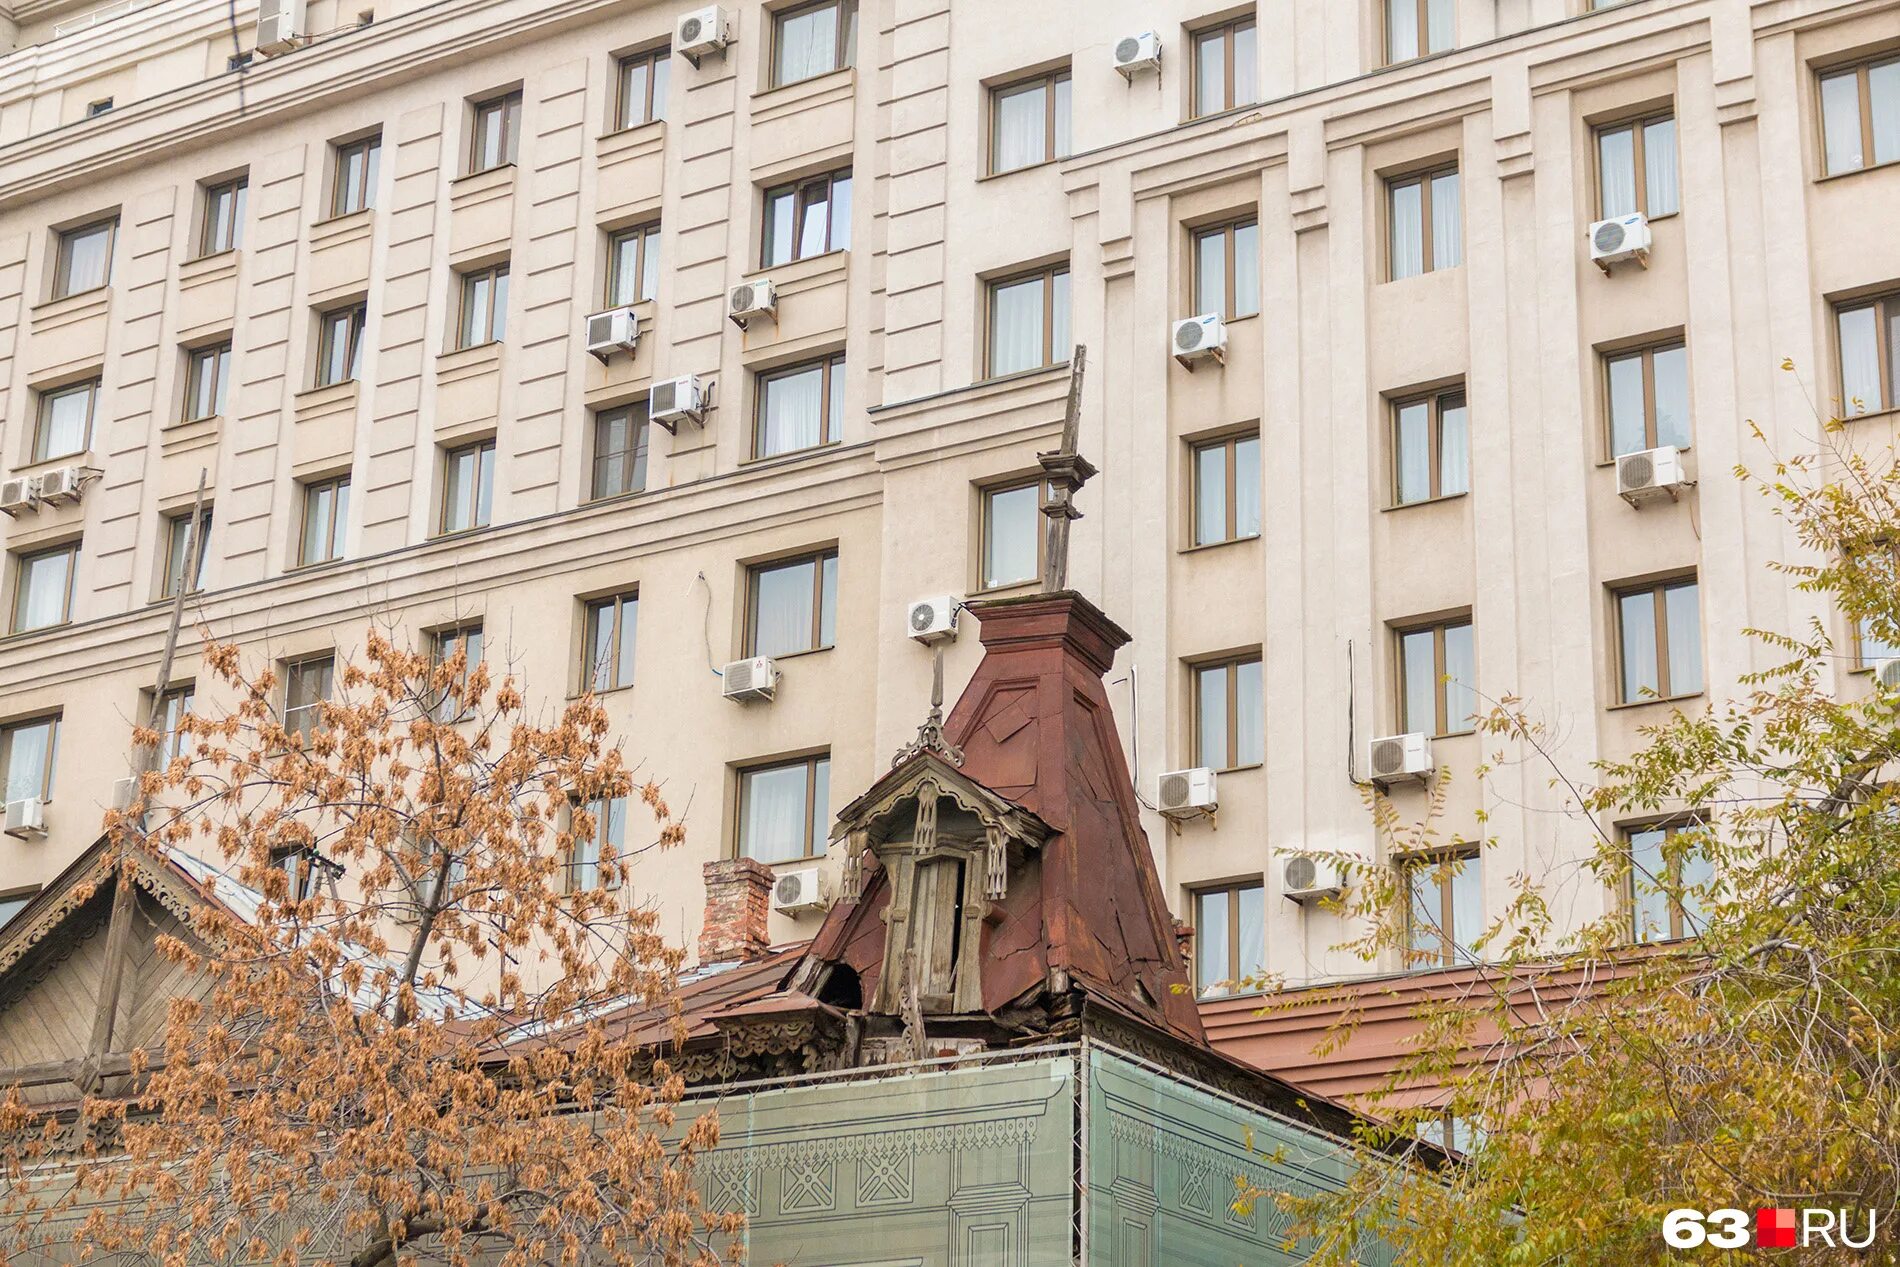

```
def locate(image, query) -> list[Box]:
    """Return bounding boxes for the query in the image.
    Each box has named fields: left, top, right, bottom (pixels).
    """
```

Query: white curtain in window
left=1231, top=22, right=1258, bottom=105
left=1838, top=306, right=1884, bottom=416
left=808, top=757, right=830, bottom=855
left=3, top=722, right=53, bottom=802
left=1425, top=0, right=1452, bottom=54
left=1620, top=589, right=1659, bottom=701
left=752, top=561, right=814, bottom=659
left=1195, top=231, right=1226, bottom=317
left=993, top=83, right=1046, bottom=174
left=1196, top=664, right=1229, bottom=767
left=1194, top=444, right=1228, bottom=545
left=1665, top=583, right=1702, bottom=695
left=1442, top=623, right=1476, bottom=732
left=1450, top=855, right=1482, bottom=957
left=1234, top=658, right=1263, bottom=765
left=797, top=189, right=832, bottom=259
left=776, top=6, right=837, bottom=85
left=1386, top=0, right=1418, bottom=62
left=1235, top=883, right=1265, bottom=980
left=1233, top=436, right=1262, bottom=538
left=41, top=388, right=90, bottom=459
left=65, top=227, right=111, bottom=293
left=1606, top=355, right=1648, bottom=456
left=989, top=277, right=1044, bottom=376
left=1821, top=72, right=1864, bottom=174
left=1430, top=171, right=1462, bottom=269
left=1194, top=891, right=1231, bottom=993
left=1872, top=61, right=1900, bottom=165
left=1860, top=616, right=1900, bottom=662
left=744, top=764, right=808, bottom=863
left=1439, top=399, right=1469, bottom=497
left=1052, top=76, right=1072, bottom=158
left=1400, top=630, right=1436, bottom=733
left=1651, top=344, right=1690, bottom=449
left=1194, top=29, right=1226, bottom=115
left=760, top=365, right=824, bottom=456
left=1232, top=222, right=1260, bottom=316
left=1597, top=127, right=1636, bottom=219
left=1395, top=401, right=1431, bottom=504
left=1390, top=182, right=1424, bottom=279
left=18, top=553, right=69, bottom=631
left=1643, top=117, right=1679, bottom=215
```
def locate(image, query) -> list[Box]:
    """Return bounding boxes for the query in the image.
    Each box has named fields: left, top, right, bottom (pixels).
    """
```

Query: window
left=1391, top=387, right=1468, bottom=505
left=986, top=264, right=1070, bottom=377
left=1388, top=165, right=1461, bottom=279
left=154, top=683, right=194, bottom=763
left=431, top=625, right=483, bottom=721
left=614, top=47, right=670, bottom=129
left=469, top=92, right=522, bottom=173
left=0, top=889, right=38, bottom=931
left=1192, top=433, right=1262, bottom=546
left=316, top=305, right=367, bottom=387
left=1193, top=654, right=1264, bottom=770
left=772, top=0, right=856, bottom=87
left=755, top=354, right=845, bottom=457
left=1191, top=15, right=1257, bottom=118
left=332, top=135, right=381, bottom=217
left=298, top=476, right=350, bottom=567
left=737, top=753, right=830, bottom=863
left=1819, top=56, right=1900, bottom=177
left=53, top=219, right=115, bottom=299
left=980, top=481, right=1042, bottom=590
left=12, top=544, right=77, bottom=633
left=1386, top=0, right=1452, bottom=64
left=1192, top=881, right=1264, bottom=996
left=34, top=379, right=97, bottom=463
left=1857, top=614, right=1900, bottom=667
left=457, top=264, right=509, bottom=348
left=227, top=51, right=253, bottom=73
left=1837, top=292, right=1898, bottom=417
left=568, top=796, right=626, bottom=891
left=283, top=656, right=334, bottom=743
left=1192, top=218, right=1260, bottom=320
left=591, top=401, right=651, bottom=500
left=989, top=68, right=1071, bottom=174
left=1397, top=618, right=1476, bottom=736
left=197, top=177, right=247, bottom=256
left=605, top=223, right=661, bottom=306
left=1615, top=577, right=1702, bottom=703
left=160, top=506, right=212, bottom=599
left=1625, top=820, right=1712, bottom=943
left=437, top=441, right=494, bottom=536
left=182, top=343, right=231, bottom=422
left=1604, top=340, right=1689, bottom=456
left=761, top=169, right=852, bottom=265
left=0, top=716, right=58, bottom=803
left=1596, top=112, right=1678, bottom=219
left=1405, top=848, right=1481, bottom=966
left=582, top=591, right=639, bottom=693
left=746, top=551, right=837, bottom=659
left=86, top=98, right=113, bottom=117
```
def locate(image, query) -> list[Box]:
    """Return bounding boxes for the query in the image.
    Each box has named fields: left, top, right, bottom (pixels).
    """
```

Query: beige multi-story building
left=0, top=0, right=1895, bottom=988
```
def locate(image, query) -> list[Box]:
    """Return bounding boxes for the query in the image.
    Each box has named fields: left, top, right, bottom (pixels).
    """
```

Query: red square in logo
left=1757, top=1208, right=1797, bottom=1248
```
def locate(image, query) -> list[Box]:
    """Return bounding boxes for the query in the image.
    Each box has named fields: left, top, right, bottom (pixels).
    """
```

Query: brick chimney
left=698, top=858, right=774, bottom=965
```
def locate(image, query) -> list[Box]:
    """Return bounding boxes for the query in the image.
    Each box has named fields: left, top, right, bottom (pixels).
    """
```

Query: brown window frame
left=1191, top=217, right=1260, bottom=321
left=1396, top=617, right=1475, bottom=737
left=752, top=353, right=845, bottom=458
left=1190, top=432, right=1262, bottom=546
left=1402, top=845, right=1478, bottom=967
left=566, top=795, right=626, bottom=892
left=437, top=439, right=495, bottom=537
left=604, top=222, right=661, bottom=308
left=297, top=475, right=351, bottom=568
left=1819, top=55, right=1900, bottom=176
left=1386, top=164, right=1459, bottom=279
left=153, top=682, right=195, bottom=763
left=1593, top=111, right=1678, bottom=219
left=1602, top=339, right=1687, bottom=453
left=1390, top=386, right=1467, bottom=505
left=468, top=91, right=522, bottom=174
left=52, top=218, right=116, bottom=299
left=984, top=263, right=1070, bottom=378
left=1836, top=291, right=1898, bottom=416
left=1191, top=652, right=1264, bottom=771
left=744, top=549, right=838, bottom=658
left=582, top=590, right=639, bottom=693
left=33, top=378, right=99, bottom=464
left=978, top=478, right=1045, bottom=592
left=11, top=543, right=78, bottom=633
left=590, top=400, right=651, bottom=501
left=1612, top=576, right=1700, bottom=704
left=735, top=752, right=830, bottom=862
left=283, top=654, right=335, bottom=744
left=988, top=68, right=1071, bottom=174
left=1384, top=0, right=1452, bottom=65
left=315, top=304, right=367, bottom=387
left=160, top=505, right=212, bottom=599
left=1191, top=879, right=1264, bottom=994
left=770, top=0, right=858, bottom=88
left=197, top=177, right=248, bottom=257
left=760, top=168, right=852, bottom=266
left=456, top=263, right=510, bottom=349
left=430, top=624, right=483, bottom=722
left=182, top=342, right=232, bottom=423
left=331, top=135, right=381, bottom=217
left=1190, top=16, right=1257, bottom=118
left=613, top=46, right=670, bottom=130
left=1622, top=819, right=1705, bottom=943
left=0, top=715, right=60, bottom=802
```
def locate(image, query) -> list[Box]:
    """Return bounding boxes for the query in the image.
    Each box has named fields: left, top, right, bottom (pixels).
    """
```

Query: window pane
left=993, top=81, right=1047, bottom=174
left=775, top=3, right=838, bottom=85
left=1620, top=589, right=1659, bottom=701
left=1231, top=21, right=1257, bottom=106
left=1425, top=0, right=1452, bottom=53
left=616, top=596, right=638, bottom=686
left=1193, top=29, right=1225, bottom=115
left=989, top=275, right=1045, bottom=376
left=61, top=224, right=111, bottom=295
left=818, top=553, right=837, bottom=648
left=1840, top=305, right=1886, bottom=415
left=827, top=358, right=846, bottom=437
left=752, top=559, right=817, bottom=658
left=1628, top=826, right=1672, bottom=942
left=593, top=406, right=649, bottom=498
left=1232, top=222, right=1260, bottom=317
left=1400, top=629, right=1436, bottom=734
left=1386, top=0, right=1418, bottom=62
left=1652, top=344, right=1689, bottom=449
left=1430, top=170, right=1461, bottom=269
left=1052, top=75, right=1071, bottom=159
left=619, top=57, right=649, bottom=129
left=798, top=184, right=831, bottom=259
left=1677, top=839, right=1713, bottom=935
left=1050, top=269, right=1070, bottom=361
left=829, top=175, right=852, bottom=251
left=1664, top=582, right=1702, bottom=696
left=764, top=190, right=796, bottom=266
left=1233, top=436, right=1261, bottom=539
left=16, top=551, right=72, bottom=630
left=1408, top=866, right=1439, bottom=958
left=759, top=364, right=826, bottom=456
left=1450, top=854, right=1482, bottom=956
left=1196, top=663, right=1229, bottom=768
left=39, top=385, right=92, bottom=461
left=609, top=232, right=641, bottom=306
left=649, top=54, right=670, bottom=123
left=1439, top=396, right=1469, bottom=496
left=1872, top=61, right=1900, bottom=165
left=1859, top=615, right=1900, bottom=663
left=1442, top=623, right=1476, bottom=733
left=809, top=756, right=830, bottom=853
left=1821, top=71, right=1864, bottom=175
left=742, top=762, right=812, bottom=863
left=1643, top=117, right=1679, bottom=215
left=1395, top=401, right=1430, bottom=505
left=1195, top=889, right=1232, bottom=993
left=3, top=720, right=55, bottom=801
left=1389, top=181, right=1424, bottom=280
left=1234, top=658, right=1263, bottom=766
left=1194, top=443, right=1228, bottom=545
left=984, top=483, right=1040, bottom=587
left=491, top=270, right=509, bottom=341
left=1597, top=126, right=1636, bottom=219
left=640, top=228, right=661, bottom=302
left=1607, top=354, right=1647, bottom=457
left=1195, top=230, right=1226, bottom=318
left=586, top=602, right=616, bottom=691
left=462, top=273, right=491, bottom=345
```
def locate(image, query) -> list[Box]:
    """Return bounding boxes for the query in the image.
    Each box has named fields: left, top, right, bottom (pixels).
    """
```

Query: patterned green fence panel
left=1085, top=1046, right=1397, bottom=1267
left=687, top=1053, right=1078, bottom=1267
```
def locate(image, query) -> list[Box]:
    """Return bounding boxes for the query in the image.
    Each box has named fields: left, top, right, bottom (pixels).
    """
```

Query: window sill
left=295, top=379, right=359, bottom=406
left=3, top=622, right=72, bottom=639
left=1840, top=405, right=1900, bottom=426
left=430, top=524, right=495, bottom=543
left=976, top=359, right=1072, bottom=388
left=748, top=644, right=835, bottom=664
left=569, top=682, right=634, bottom=702
left=974, top=578, right=1042, bottom=598
left=739, top=853, right=829, bottom=868
left=1383, top=491, right=1470, bottom=513
left=757, top=245, right=849, bottom=275
left=313, top=207, right=376, bottom=234
left=742, top=440, right=844, bottom=468
left=454, top=161, right=517, bottom=188
left=186, top=248, right=238, bottom=267
left=755, top=64, right=855, bottom=103
left=1208, top=762, right=1263, bottom=775
left=32, top=286, right=110, bottom=316
left=979, top=156, right=1065, bottom=182
left=1606, top=692, right=1704, bottom=713
left=287, top=557, right=350, bottom=575
left=1816, top=158, right=1900, bottom=185
left=1179, top=533, right=1263, bottom=555
left=600, top=117, right=666, bottom=144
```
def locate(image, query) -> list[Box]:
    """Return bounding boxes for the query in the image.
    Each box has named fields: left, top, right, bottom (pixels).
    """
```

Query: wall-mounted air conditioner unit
left=674, top=5, right=731, bottom=65
left=1171, top=313, right=1226, bottom=369
left=585, top=308, right=639, bottom=361
left=1875, top=658, right=1900, bottom=693
left=1282, top=855, right=1346, bottom=904
left=905, top=595, right=958, bottom=643
left=1112, top=32, right=1162, bottom=79
left=650, top=374, right=707, bottom=433
left=728, top=279, right=777, bottom=330
left=0, top=476, right=37, bottom=516
left=721, top=656, right=777, bottom=703
left=771, top=866, right=825, bottom=915
left=1157, top=767, right=1217, bottom=819
left=1589, top=212, right=1651, bottom=274
left=255, top=0, right=305, bottom=55
left=36, top=465, right=86, bottom=505
left=1367, top=733, right=1434, bottom=788
left=1616, top=444, right=1685, bottom=506
left=4, top=798, right=46, bottom=840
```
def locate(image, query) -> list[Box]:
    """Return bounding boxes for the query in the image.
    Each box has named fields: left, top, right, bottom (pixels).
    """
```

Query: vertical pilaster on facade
left=877, top=0, right=950, bottom=404
left=699, top=857, right=774, bottom=965
left=512, top=59, right=589, bottom=518
left=0, top=232, right=22, bottom=448
left=665, top=33, right=737, bottom=466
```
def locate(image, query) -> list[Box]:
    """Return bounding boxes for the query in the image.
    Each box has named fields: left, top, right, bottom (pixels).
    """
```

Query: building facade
left=0, top=0, right=1895, bottom=990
